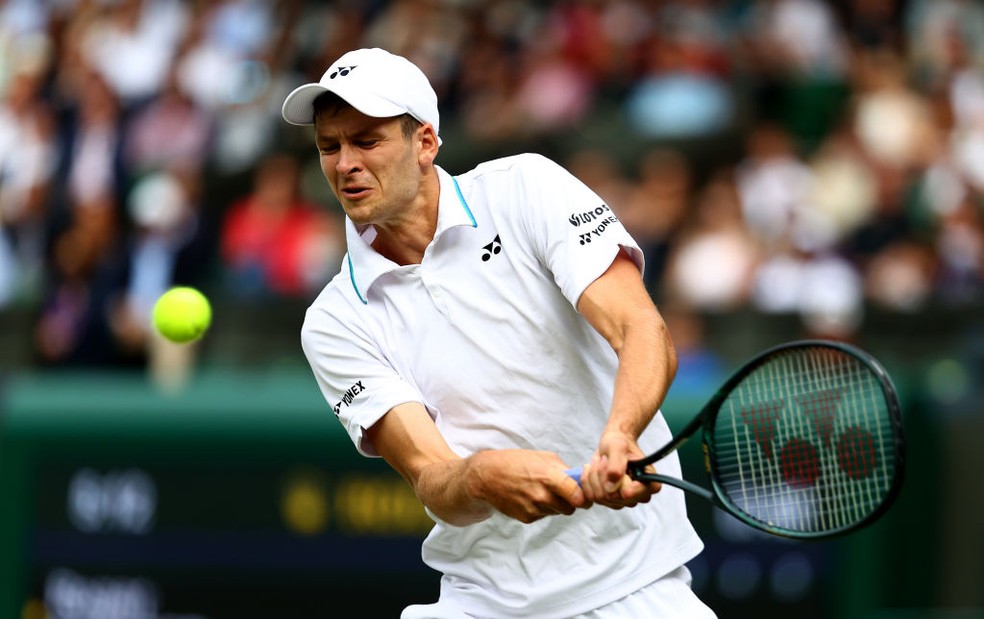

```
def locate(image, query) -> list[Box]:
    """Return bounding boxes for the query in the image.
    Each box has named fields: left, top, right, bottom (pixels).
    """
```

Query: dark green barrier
left=0, top=371, right=435, bottom=619
left=0, top=367, right=955, bottom=619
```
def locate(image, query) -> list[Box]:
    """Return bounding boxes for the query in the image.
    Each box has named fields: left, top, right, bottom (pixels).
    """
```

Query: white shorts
left=401, top=566, right=716, bottom=619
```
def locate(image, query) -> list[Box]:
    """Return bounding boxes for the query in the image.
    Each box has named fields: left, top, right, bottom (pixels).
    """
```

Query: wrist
left=463, top=451, right=490, bottom=502
left=602, top=422, right=641, bottom=442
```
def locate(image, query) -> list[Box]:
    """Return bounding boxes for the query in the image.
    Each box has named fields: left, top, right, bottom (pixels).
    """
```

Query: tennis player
left=284, top=47, right=714, bottom=619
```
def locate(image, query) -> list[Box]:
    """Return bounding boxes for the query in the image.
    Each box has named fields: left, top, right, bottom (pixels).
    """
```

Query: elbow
left=438, top=508, right=493, bottom=528
left=414, top=458, right=494, bottom=527
left=421, top=496, right=493, bottom=527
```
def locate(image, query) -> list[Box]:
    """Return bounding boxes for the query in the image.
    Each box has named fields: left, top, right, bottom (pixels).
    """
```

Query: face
left=314, top=106, right=426, bottom=228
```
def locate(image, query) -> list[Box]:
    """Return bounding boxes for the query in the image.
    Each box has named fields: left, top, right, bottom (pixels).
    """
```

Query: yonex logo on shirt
left=332, top=380, right=366, bottom=415
left=481, top=235, right=502, bottom=261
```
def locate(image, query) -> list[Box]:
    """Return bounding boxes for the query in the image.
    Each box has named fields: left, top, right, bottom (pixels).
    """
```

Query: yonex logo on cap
left=329, top=65, right=357, bottom=79
left=282, top=48, right=440, bottom=136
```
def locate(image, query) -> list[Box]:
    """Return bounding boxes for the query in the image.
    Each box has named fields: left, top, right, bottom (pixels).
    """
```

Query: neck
left=371, top=168, right=440, bottom=265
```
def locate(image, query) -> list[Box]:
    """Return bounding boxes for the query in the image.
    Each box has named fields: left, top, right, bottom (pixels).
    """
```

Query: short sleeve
left=513, top=154, right=644, bottom=308
left=301, top=300, right=422, bottom=457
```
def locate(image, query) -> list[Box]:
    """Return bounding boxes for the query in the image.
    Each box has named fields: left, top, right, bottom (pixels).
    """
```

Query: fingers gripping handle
left=569, top=463, right=713, bottom=502
left=566, top=463, right=650, bottom=486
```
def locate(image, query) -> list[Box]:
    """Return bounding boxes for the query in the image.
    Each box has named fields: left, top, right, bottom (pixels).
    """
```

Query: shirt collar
left=345, top=166, right=477, bottom=304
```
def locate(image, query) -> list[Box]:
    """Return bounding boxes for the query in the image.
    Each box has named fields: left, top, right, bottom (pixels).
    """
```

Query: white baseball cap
left=281, top=48, right=440, bottom=140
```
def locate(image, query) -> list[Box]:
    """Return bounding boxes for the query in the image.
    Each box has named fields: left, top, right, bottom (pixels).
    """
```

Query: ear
left=417, top=124, right=440, bottom=166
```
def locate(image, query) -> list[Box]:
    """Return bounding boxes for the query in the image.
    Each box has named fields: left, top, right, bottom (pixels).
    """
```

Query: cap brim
left=281, top=83, right=328, bottom=126
left=282, top=82, right=409, bottom=126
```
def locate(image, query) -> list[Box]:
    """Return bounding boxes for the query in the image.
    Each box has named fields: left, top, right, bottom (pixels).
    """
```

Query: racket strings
left=710, top=347, right=899, bottom=535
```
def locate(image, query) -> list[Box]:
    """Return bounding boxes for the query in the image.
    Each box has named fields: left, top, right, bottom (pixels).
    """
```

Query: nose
left=335, top=144, right=362, bottom=175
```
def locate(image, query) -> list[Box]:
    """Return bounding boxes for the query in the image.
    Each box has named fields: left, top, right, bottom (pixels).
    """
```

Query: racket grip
left=565, top=467, right=583, bottom=485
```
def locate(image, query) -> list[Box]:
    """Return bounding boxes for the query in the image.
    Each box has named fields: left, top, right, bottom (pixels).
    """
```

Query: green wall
left=0, top=367, right=976, bottom=619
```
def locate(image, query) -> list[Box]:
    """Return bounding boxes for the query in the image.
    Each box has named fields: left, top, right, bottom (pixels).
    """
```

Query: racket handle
left=565, top=467, right=583, bottom=485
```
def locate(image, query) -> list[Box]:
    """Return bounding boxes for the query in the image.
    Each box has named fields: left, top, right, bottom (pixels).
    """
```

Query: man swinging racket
left=283, top=47, right=714, bottom=619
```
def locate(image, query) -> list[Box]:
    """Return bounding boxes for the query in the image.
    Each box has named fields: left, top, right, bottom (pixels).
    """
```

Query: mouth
left=340, top=185, right=372, bottom=200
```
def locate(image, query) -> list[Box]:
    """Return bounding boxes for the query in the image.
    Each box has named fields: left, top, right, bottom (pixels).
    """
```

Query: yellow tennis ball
left=152, top=287, right=212, bottom=343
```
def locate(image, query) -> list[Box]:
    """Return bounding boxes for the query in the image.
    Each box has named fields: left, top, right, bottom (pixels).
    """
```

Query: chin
left=342, top=207, right=373, bottom=226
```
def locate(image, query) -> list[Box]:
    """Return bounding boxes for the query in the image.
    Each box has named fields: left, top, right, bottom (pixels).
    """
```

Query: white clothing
left=401, top=566, right=716, bottom=619
left=302, top=153, right=704, bottom=618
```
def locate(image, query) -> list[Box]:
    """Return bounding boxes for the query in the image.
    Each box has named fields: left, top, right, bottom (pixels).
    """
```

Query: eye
left=357, top=139, right=380, bottom=148
left=319, top=143, right=339, bottom=155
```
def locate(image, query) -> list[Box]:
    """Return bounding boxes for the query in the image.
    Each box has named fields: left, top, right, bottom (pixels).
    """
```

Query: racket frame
left=628, top=339, right=906, bottom=539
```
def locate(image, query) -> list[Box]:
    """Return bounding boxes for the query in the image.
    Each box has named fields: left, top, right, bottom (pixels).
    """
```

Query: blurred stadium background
left=0, top=0, right=982, bottom=618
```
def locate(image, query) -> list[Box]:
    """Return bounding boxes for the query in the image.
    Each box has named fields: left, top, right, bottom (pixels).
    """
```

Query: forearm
left=368, top=405, right=586, bottom=526
left=577, top=252, right=678, bottom=441
left=606, top=311, right=677, bottom=440
left=366, top=403, right=493, bottom=526
left=584, top=307, right=676, bottom=500
left=412, top=448, right=588, bottom=525
left=575, top=251, right=679, bottom=500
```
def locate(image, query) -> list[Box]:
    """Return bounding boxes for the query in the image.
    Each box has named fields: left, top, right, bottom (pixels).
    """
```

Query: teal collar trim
left=452, top=176, right=477, bottom=228
left=348, top=254, right=367, bottom=305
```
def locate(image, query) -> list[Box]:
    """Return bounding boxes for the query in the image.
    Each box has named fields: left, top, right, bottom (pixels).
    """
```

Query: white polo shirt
left=302, top=153, right=703, bottom=618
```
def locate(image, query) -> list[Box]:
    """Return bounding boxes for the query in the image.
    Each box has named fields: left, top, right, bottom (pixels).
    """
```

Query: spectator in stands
left=619, top=148, right=693, bottom=294
left=626, top=33, right=734, bottom=140
left=934, top=195, right=984, bottom=306
left=1, top=0, right=981, bottom=373
left=663, top=169, right=759, bottom=311
left=735, top=121, right=815, bottom=251
left=79, top=0, right=183, bottom=110
left=0, top=67, right=56, bottom=307
left=125, top=66, right=214, bottom=175
left=34, top=188, right=125, bottom=366
left=220, top=152, right=343, bottom=299
left=111, top=165, right=213, bottom=356
left=49, top=68, right=128, bottom=233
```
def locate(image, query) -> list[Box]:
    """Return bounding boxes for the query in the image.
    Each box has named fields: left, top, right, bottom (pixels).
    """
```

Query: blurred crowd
left=1, top=0, right=983, bottom=370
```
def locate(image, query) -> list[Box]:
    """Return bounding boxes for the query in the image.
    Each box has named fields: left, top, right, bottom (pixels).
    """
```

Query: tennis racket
left=567, top=339, right=905, bottom=540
